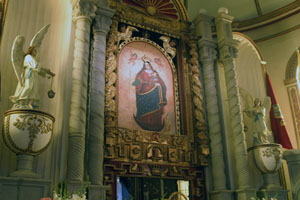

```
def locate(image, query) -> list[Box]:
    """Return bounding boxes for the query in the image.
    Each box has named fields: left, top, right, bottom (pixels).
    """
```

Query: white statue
left=10, top=24, right=55, bottom=109
left=159, top=36, right=176, bottom=58
left=239, top=87, right=272, bottom=145
left=117, top=24, right=139, bottom=44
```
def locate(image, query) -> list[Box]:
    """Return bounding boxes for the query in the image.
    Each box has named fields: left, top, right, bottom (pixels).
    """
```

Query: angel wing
left=127, top=26, right=139, bottom=34
left=29, top=24, right=50, bottom=50
left=238, top=87, right=254, bottom=110
left=11, top=35, right=25, bottom=85
left=159, top=36, right=176, bottom=58
left=159, top=36, right=170, bottom=43
left=263, top=96, right=271, bottom=121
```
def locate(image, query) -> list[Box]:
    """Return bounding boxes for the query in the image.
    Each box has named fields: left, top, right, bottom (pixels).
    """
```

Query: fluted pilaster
left=215, top=9, right=251, bottom=192
left=87, top=7, right=114, bottom=185
left=194, top=13, right=228, bottom=197
left=67, top=0, right=96, bottom=182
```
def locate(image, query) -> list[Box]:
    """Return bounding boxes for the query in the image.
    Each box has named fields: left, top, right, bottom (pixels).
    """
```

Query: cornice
left=232, top=0, right=300, bottom=32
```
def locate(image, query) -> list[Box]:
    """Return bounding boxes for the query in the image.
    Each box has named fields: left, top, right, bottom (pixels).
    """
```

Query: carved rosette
left=3, top=109, right=55, bottom=156
left=187, top=40, right=209, bottom=165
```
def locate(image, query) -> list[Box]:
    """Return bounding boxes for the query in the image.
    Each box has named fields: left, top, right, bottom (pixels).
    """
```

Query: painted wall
left=244, top=13, right=300, bottom=149
left=0, top=0, right=74, bottom=186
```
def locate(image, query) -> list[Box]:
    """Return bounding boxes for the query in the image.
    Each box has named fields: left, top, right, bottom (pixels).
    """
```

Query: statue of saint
left=240, top=88, right=272, bottom=145
left=10, top=24, right=55, bottom=109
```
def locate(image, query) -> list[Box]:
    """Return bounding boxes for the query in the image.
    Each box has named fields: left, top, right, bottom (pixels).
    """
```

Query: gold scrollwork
left=3, top=109, right=54, bottom=155
left=105, top=19, right=119, bottom=127
left=13, top=114, right=52, bottom=151
left=186, top=38, right=209, bottom=165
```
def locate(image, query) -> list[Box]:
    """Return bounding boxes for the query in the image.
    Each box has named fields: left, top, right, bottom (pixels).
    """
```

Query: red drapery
left=266, top=73, right=293, bottom=149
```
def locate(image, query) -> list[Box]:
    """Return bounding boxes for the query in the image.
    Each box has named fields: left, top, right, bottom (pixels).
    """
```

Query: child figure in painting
left=132, top=56, right=167, bottom=131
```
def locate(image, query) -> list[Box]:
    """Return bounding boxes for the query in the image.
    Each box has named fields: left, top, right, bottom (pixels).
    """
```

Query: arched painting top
left=119, top=0, right=188, bottom=21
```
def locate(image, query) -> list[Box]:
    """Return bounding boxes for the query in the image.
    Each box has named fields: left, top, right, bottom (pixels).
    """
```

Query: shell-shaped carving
left=122, top=0, right=179, bottom=20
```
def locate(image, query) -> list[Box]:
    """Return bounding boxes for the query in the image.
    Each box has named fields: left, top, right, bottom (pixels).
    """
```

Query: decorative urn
left=3, top=109, right=55, bottom=178
left=248, top=143, right=282, bottom=189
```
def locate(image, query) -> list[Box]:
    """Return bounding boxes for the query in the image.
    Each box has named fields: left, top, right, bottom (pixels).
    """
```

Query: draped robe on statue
left=133, top=61, right=167, bottom=131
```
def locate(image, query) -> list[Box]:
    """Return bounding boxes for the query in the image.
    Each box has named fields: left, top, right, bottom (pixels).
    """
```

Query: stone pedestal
left=0, top=177, right=51, bottom=200
left=283, top=149, right=300, bottom=200
left=10, top=155, right=40, bottom=179
left=260, top=173, right=281, bottom=190
left=88, top=184, right=109, bottom=200
left=210, top=190, right=233, bottom=200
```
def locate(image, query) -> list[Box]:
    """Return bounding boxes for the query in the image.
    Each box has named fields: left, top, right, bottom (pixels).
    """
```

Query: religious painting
left=118, top=39, right=177, bottom=134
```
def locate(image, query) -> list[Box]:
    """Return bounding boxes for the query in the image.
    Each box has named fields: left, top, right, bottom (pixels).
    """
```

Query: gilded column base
left=210, top=190, right=234, bottom=200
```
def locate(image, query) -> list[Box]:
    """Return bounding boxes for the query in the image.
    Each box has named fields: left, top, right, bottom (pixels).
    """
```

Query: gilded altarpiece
left=104, top=1, right=209, bottom=199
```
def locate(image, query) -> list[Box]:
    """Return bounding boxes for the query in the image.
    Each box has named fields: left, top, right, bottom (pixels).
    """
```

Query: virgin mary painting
left=118, top=40, right=176, bottom=134
left=132, top=57, right=167, bottom=131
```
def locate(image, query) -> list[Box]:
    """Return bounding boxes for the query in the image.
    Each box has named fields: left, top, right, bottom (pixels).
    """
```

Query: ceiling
left=187, top=0, right=296, bottom=21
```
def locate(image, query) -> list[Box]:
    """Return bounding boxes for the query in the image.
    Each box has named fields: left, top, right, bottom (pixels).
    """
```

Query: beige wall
left=0, top=0, right=74, bottom=185
left=244, top=13, right=300, bottom=149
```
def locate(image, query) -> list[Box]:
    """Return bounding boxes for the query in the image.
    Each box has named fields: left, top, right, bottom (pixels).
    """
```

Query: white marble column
left=87, top=7, right=114, bottom=185
left=194, top=13, right=229, bottom=199
left=67, top=0, right=96, bottom=182
left=215, top=8, right=252, bottom=199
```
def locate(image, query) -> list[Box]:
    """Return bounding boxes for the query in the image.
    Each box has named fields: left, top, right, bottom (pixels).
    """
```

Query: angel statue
left=159, top=36, right=176, bottom=59
left=117, top=24, right=139, bottom=44
left=10, top=24, right=55, bottom=109
left=239, top=87, right=272, bottom=145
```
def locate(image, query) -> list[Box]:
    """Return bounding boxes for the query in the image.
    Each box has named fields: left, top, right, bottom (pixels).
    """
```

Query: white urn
left=3, top=109, right=55, bottom=178
left=248, top=143, right=282, bottom=189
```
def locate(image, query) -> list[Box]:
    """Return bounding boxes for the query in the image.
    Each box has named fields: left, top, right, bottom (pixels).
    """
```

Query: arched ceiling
left=187, top=0, right=296, bottom=21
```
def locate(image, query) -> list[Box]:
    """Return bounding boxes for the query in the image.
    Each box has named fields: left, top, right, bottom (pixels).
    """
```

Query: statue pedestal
left=3, top=109, right=55, bottom=178
left=10, top=155, right=40, bottom=178
left=0, top=176, right=51, bottom=200
left=260, top=173, right=281, bottom=190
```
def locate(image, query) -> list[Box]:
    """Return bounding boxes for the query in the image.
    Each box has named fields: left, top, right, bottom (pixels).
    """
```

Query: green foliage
left=53, top=176, right=90, bottom=200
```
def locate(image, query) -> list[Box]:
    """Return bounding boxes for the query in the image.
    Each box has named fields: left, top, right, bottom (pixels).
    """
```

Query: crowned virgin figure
left=132, top=56, right=167, bottom=131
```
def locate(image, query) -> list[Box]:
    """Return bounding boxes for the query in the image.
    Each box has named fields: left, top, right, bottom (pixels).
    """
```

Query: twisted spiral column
left=87, top=8, right=114, bottom=185
left=215, top=9, right=251, bottom=191
left=67, top=0, right=96, bottom=182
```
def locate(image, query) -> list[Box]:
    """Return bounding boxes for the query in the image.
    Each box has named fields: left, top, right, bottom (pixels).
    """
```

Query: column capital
left=218, top=39, right=239, bottom=60
left=72, top=0, right=97, bottom=23
left=93, top=7, right=115, bottom=34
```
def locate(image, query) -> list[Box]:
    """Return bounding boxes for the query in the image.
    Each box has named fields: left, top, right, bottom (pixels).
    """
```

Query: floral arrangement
left=40, top=178, right=89, bottom=200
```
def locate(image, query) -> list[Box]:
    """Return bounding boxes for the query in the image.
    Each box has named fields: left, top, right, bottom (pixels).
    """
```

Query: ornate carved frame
left=103, top=1, right=208, bottom=199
